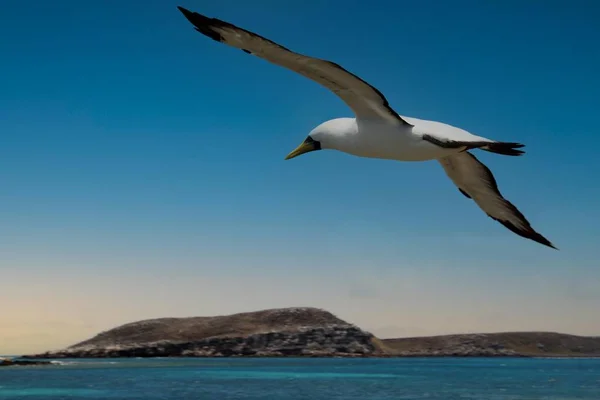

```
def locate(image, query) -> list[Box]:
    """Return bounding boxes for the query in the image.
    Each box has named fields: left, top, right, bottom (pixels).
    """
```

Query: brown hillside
left=382, top=332, right=600, bottom=357
left=25, top=307, right=380, bottom=358
left=71, top=307, right=353, bottom=348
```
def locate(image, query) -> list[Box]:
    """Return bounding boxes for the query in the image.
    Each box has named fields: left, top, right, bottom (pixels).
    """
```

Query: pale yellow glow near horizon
left=2, top=261, right=599, bottom=355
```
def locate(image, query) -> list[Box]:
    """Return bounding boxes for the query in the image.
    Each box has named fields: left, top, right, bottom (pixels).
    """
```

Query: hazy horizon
left=2, top=1, right=599, bottom=355
left=3, top=266, right=600, bottom=355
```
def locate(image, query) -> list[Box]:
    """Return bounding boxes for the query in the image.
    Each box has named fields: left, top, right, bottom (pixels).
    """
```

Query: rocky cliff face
left=26, top=308, right=381, bottom=358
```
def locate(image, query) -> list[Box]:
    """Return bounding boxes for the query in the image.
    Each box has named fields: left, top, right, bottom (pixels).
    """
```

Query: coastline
left=19, top=353, right=600, bottom=360
left=15, top=308, right=600, bottom=361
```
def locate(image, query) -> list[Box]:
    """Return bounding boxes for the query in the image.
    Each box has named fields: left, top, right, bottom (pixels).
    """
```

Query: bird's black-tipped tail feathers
left=422, top=135, right=526, bottom=157
left=480, top=142, right=525, bottom=156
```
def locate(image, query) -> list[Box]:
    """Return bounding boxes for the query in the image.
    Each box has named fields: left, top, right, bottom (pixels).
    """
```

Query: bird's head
left=284, top=119, right=354, bottom=160
left=284, top=135, right=322, bottom=160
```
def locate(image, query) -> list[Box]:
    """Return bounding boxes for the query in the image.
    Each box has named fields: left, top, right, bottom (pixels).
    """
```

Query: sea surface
left=1, top=357, right=599, bottom=399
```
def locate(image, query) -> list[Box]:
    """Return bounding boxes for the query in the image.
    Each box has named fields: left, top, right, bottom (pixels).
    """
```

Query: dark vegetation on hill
left=22, top=307, right=600, bottom=359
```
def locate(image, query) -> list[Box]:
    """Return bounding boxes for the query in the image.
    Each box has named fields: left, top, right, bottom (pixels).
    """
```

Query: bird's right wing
left=177, top=6, right=412, bottom=127
left=438, top=151, right=556, bottom=249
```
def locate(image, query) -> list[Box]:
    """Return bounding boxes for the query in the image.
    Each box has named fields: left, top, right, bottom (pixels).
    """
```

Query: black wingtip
left=493, top=218, right=558, bottom=250
left=176, top=6, right=224, bottom=42
left=538, top=237, right=558, bottom=250
left=483, top=142, right=526, bottom=157
left=545, top=239, right=559, bottom=250
left=177, top=6, right=192, bottom=19
left=531, top=231, right=558, bottom=250
left=177, top=6, right=200, bottom=27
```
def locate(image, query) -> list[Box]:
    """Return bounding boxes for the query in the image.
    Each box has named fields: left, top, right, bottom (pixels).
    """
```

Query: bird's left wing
left=177, top=6, right=412, bottom=127
left=438, top=151, right=556, bottom=249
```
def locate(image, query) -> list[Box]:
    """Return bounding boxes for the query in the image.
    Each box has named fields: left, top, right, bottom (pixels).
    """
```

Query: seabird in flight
left=176, top=6, right=556, bottom=249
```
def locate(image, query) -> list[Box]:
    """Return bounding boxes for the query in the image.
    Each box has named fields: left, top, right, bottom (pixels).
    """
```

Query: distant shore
left=21, top=352, right=600, bottom=360
left=0, top=357, right=54, bottom=367
left=20, top=307, right=600, bottom=359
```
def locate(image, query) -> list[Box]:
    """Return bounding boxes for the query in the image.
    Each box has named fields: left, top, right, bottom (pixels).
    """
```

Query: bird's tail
left=479, top=142, right=525, bottom=156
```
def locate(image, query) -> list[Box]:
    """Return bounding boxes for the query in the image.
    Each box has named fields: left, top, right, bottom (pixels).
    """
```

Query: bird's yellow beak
left=284, top=141, right=318, bottom=160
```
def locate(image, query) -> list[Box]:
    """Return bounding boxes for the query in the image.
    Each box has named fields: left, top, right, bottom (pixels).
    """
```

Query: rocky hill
left=381, top=332, right=600, bottom=357
left=22, top=308, right=600, bottom=359
left=25, top=307, right=381, bottom=358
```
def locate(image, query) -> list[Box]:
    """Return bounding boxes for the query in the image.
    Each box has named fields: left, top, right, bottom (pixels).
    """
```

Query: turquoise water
left=1, top=358, right=599, bottom=399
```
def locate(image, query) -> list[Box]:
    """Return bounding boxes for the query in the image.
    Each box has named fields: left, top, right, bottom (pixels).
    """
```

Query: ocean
left=1, top=357, right=599, bottom=399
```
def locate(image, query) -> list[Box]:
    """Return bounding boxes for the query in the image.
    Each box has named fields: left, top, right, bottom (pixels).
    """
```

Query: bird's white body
left=311, top=117, right=493, bottom=162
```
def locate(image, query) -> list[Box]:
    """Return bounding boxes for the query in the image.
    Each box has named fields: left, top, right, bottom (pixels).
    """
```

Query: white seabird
left=177, top=6, right=556, bottom=249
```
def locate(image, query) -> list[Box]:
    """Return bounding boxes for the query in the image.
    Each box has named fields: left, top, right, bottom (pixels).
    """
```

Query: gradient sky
left=1, top=0, right=599, bottom=355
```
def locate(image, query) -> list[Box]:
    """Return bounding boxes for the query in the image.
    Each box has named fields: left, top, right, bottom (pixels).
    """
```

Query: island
left=0, top=357, right=53, bottom=367
left=21, top=307, right=600, bottom=359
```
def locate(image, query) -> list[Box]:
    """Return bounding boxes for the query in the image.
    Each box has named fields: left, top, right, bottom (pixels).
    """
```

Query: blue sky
left=1, top=0, right=599, bottom=354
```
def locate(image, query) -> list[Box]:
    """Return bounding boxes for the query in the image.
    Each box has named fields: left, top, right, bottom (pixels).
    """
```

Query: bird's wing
left=438, top=151, right=556, bottom=249
left=177, top=6, right=412, bottom=127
